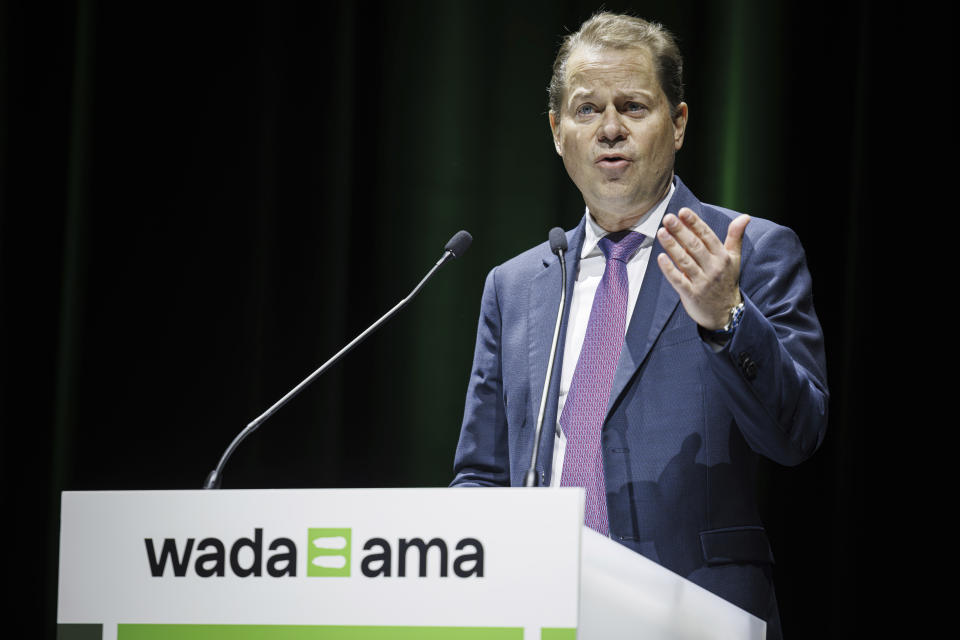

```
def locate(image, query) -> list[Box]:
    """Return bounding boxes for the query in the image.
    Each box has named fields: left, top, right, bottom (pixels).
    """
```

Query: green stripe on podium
left=117, top=625, right=528, bottom=639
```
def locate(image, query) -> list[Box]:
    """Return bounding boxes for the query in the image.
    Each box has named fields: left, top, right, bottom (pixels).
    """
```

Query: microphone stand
left=523, top=230, right=568, bottom=487
left=203, top=231, right=472, bottom=489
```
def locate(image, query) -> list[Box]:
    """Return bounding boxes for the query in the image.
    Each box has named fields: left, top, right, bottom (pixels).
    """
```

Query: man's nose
left=598, top=107, right=627, bottom=146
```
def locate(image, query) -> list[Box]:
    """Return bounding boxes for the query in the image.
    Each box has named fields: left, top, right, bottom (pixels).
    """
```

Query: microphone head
left=548, top=227, right=568, bottom=253
left=445, top=230, right=473, bottom=258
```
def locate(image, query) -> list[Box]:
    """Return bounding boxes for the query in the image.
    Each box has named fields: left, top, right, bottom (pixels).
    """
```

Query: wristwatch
left=705, top=301, right=744, bottom=344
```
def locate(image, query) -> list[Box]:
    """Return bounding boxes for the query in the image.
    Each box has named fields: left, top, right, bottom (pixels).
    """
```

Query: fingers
left=658, top=208, right=723, bottom=269
left=657, top=208, right=716, bottom=275
left=659, top=209, right=749, bottom=266
left=656, top=251, right=693, bottom=294
left=677, top=208, right=725, bottom=253
left=657, top=222, right=702, bottom=280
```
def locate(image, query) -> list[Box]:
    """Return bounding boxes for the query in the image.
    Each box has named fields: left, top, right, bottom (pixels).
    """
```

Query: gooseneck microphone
left=203, top=230, right=473, bottom=489
left=523, top=227, right=568, bottom=487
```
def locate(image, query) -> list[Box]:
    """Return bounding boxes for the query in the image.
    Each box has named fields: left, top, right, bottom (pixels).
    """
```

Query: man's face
left=550, top=45, right=687, bottom=230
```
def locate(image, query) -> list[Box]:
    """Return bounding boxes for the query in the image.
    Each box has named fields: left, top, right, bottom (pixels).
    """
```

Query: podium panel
left=58, top=489, right=582, bottom=640
left=578, top=527, right=766, bottom=640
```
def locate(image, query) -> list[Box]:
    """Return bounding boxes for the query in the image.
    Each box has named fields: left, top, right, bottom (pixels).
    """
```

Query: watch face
left=725, top=303, right=744, bottom=333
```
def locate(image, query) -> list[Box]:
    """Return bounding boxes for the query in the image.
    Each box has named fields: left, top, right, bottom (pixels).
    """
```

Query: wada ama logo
left=144, top=527, right=484, bottom=579
left=307, top=528, right=351, bottom=577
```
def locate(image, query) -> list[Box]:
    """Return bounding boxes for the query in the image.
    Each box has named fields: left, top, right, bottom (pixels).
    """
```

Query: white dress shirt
left=550, top=182, right=675, bottom=486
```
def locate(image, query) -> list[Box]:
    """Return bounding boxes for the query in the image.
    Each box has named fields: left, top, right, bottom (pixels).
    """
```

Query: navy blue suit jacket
left=451, top=177, right=827, bottom=632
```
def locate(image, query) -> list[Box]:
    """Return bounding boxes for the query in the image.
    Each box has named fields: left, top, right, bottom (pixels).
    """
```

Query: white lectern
left=57, top=488, right=765, bottom=640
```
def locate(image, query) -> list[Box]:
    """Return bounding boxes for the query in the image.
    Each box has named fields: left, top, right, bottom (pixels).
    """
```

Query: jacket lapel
left=605, top=178, right=702, bottom=420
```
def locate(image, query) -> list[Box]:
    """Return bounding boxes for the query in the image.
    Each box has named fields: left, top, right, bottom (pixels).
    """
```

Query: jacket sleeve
left=450, top=266, right=512, bottom=486
left=704, top=223, right=829, bottom=466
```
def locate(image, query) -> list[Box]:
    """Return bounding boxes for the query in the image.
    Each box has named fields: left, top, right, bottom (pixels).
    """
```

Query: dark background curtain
left=0, top=0, right=936, bottom=636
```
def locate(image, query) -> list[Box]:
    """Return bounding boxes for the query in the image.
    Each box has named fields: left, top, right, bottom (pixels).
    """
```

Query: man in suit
left=450, top=13, right=827, bottom=638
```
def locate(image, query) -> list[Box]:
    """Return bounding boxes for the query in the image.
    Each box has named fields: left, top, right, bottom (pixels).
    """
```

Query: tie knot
left=598, top=230, right=644, bottom=262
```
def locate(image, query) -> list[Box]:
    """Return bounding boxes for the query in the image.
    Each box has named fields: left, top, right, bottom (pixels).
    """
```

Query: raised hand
left=655, top=207, right=750, bottom=331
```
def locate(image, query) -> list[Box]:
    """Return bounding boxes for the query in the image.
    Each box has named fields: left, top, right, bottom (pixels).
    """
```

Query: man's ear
left=673, top=102, right=688, bottom=150
left=549, top=111, right=562, bottom=156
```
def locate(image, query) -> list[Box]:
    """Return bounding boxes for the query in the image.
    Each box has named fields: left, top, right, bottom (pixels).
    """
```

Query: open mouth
left=596, top=155, right=630, bottom=167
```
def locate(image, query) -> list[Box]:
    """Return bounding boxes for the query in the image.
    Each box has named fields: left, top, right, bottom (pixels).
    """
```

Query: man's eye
left=624, top=102, right=646, bottom=113
left=576, top=104, right=595, bottom=116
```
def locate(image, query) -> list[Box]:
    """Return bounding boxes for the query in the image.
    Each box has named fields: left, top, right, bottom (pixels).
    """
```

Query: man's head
left=548, top=13, right=688, bottom=231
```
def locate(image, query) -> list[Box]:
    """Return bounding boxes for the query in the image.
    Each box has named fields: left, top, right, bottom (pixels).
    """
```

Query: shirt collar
left=581, top=180, right=675, bottom=259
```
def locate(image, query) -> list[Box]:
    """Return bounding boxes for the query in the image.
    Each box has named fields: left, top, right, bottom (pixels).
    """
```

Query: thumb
left=724, top=214, right=751, bottom=255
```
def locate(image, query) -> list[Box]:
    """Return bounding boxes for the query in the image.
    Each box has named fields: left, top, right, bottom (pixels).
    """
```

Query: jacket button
left=738, top=352, right=758, bottom=380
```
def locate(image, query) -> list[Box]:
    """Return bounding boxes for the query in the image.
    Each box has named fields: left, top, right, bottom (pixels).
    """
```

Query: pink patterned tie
left=560, top=230, right=644, bottom=535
